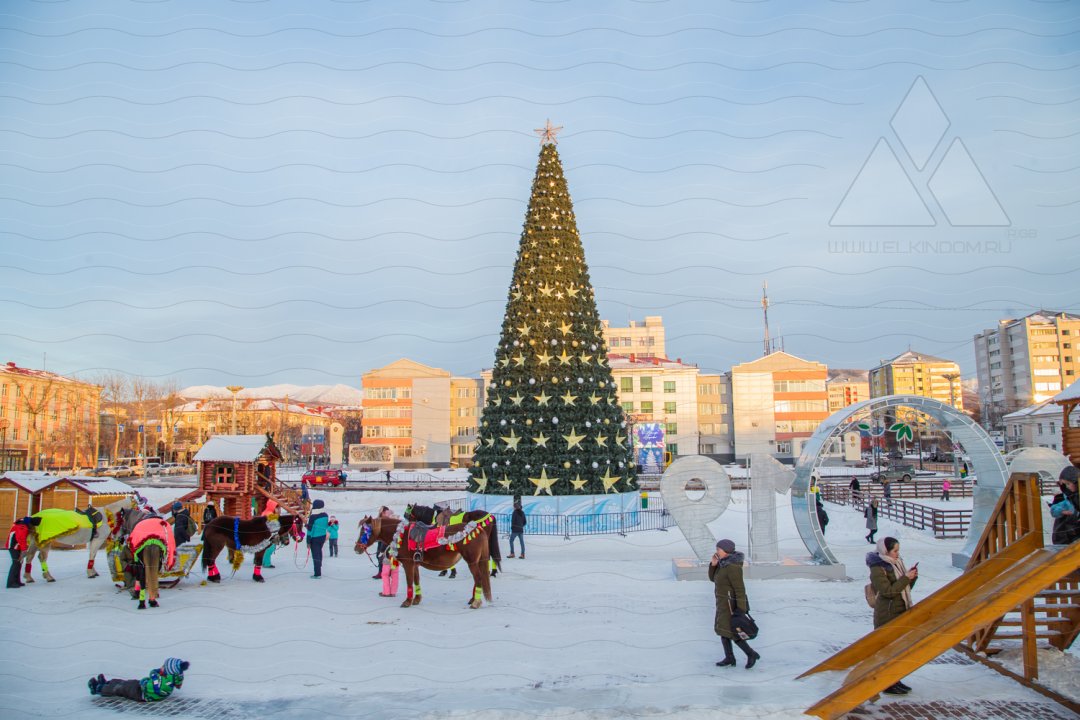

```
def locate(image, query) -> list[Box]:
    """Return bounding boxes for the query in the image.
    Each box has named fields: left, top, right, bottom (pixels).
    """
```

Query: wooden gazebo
left=1051, top=379, right=1080, bottom=467
left=191, top=433, right=300, bottom=519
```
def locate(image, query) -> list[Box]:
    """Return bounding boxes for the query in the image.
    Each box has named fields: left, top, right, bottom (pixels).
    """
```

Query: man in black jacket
left=170, top=502, right=195, bottom=545
left=508, top=500, right=527, bottom=559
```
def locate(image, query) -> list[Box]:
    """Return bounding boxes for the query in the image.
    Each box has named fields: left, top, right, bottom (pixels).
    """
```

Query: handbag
left=1050, top=498, right=1075, bottom=519
left=864, top=583, right=878, bottom=608
left=730, top=610, right=759, bottom=640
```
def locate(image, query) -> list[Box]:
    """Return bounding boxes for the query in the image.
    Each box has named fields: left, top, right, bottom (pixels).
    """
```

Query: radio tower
left=762, top=281, right=771, bottom=356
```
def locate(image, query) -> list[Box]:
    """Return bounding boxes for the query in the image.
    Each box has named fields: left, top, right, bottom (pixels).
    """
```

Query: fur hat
left=162, top=658, right=189, bottom=675
left=312, top=499, right=325, bottom=510
left=716, top=539, right=736, bottom=553
left=1060, top=465, right=1079, bottom=484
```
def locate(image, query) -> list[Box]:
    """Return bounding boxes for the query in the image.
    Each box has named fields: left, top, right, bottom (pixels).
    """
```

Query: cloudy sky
left=0, top=0, right=1077, bottom=388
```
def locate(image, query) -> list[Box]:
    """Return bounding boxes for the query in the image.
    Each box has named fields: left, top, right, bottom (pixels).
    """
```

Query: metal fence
left=431, top=498, right=674, bottom=538
left=820, top=484, right=972, bottom=539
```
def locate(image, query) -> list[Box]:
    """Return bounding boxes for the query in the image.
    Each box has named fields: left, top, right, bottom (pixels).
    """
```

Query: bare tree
left=8, top=374, right=58, bottom=470
left=95, top=373, right=130, bottom=464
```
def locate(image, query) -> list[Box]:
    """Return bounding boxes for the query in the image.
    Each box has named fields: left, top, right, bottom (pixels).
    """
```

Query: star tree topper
left=534, top=119, right=563, bottom=145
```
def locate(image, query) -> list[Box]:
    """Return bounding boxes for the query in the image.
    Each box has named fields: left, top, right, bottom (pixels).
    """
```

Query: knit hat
left=172, top=502, right=183, bottom=512
left=163, top=658, right=188, bottom=675
left=312, top=499, right=325, bottom=510
left=716, top=539, right=736, bottom=553
left=1060, top=465, right=1079, bottom=484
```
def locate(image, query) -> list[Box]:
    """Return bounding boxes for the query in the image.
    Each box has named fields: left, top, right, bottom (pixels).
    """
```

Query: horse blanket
left=33, top=508, right=92, bottom=544
left=405, top=523, right=447, bottom=552
left=129, top=518, right=177, bottom=570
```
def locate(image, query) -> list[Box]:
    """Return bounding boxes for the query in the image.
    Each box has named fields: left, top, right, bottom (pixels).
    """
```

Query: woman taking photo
left=866, top=536, right=918, bottom=695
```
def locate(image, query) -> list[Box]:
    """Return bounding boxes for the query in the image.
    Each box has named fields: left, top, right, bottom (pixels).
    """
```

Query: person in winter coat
left=7, top=516, right=39, bottom=589
left=1050, top=465, right=1080, bottom=545
left=202, top=502, right=218, bottom=525
left=815, top=494, right=829, bottom=535
left=88, top=657, right=189, bottom=702
left=849, top=475, right=861, bottom=503
left=170, top=502, right=195, bottom=546
left=864, top=499, right=879, bottom=544
left=259, top=500, right=279, bottom=569
left=866, top=537, right=918, bottom=695
left=882, top=479, right=893, bottom=505
left=708, top=538, right=759, bottom=669
left=373, top=505, right=394, bottom=579
left=300, top=480, right=311, bottom=514
left=508, top=501, right=527, bottom=558
left=306, top=499, right=329, bottom=578
left=379, top=544, right=400, bottom=597
left=940, top=478, right=952, bottom=502
left=327, top=516, right=340, bottom=557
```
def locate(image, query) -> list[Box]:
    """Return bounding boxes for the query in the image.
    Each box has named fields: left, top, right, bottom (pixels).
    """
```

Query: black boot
left=449, top=568, right=457, bottom=579
left=716, top=637, right=736, bottom=667
left=148, top=599, right=159, bottom=608
left=883, top=682, right=910, bottom=695
left=439, top=569, right=448, bottom=577
left=734, top=638, right=759, bottom=669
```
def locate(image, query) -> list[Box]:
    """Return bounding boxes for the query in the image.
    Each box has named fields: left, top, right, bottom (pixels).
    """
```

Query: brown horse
left=201, top=514, right=303, bottom=583
left=355, top=513, right=502, bottom=609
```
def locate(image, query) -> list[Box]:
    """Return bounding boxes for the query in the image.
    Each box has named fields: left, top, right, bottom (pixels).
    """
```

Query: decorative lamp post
left=0, top=418, right=8, bottom=472
left=226, top=386, right=244, bottom=435
left=942, top=373, right=962, bottom=479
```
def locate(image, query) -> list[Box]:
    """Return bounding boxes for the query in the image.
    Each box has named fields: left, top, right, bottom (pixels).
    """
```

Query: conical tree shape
left=470, top=136, right=637, bottom=497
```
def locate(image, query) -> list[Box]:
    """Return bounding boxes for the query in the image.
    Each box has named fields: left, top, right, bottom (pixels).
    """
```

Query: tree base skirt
left=467, top=491, right=639, bottom=517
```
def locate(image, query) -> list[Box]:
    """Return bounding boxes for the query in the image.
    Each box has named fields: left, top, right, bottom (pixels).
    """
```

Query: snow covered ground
left=0, top=487, right=1075, bottom=719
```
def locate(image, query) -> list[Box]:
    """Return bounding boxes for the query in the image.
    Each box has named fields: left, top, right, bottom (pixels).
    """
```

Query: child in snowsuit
left=379, top=546, right=400, bottom=597
left=88, top=657, right=189, bottom=702
left=327, top=516, right=340, bottom=557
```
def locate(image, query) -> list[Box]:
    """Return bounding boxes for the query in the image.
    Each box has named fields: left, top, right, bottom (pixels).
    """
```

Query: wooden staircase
left=802, top=473, right=1080, bottom=719
left=255, top=470, right=303, bottom=517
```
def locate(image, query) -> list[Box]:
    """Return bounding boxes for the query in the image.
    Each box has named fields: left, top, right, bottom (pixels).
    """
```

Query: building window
left=214, top=464, right=234, bottom=484
left=664, top=381, right=676, bottom=393
left=699, top=443, right=715, bottom=454
left=774, top=379, right=826, bottom=393
left=640, top=401, right=653, bottom=414
left=664, top=401, right=677, bottom=414
left=665, top=442, right=678, bottom=456
left=620, top=377, right=634, bottom=393
left=776, top=441, right=792, bottom=454
left=665, top=422, right=678, bottom=434
left=639, top=377, right=653, bottom=392
left=621, top=401, right=634, bottom=413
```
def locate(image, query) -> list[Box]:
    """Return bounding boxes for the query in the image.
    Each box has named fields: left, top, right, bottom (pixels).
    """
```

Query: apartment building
left=869, top=351, right=963, bottom=410
left=827, top=370, right=870, bottom=413
left=360, top=359, right=454, bottom=469
left=0, top=361, right=102, bottom=471
left=731, top=352, right=829, bottom=462
left=450, top=377, right=484, bottom=469
left=975, top=311, right=1080, bottom=428
left=697, top=373, right=734, bottom=461
left=606, top=355, right=701, bottom=461
left=601, top=316, right=665, bottom=359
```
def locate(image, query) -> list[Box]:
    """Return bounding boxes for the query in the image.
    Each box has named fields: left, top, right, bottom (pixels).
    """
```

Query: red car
left=302, top=469, right=346, bottom=487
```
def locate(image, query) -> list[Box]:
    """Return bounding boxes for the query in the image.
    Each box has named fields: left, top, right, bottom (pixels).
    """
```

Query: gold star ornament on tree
left=529, top=467, right=558, bottom=495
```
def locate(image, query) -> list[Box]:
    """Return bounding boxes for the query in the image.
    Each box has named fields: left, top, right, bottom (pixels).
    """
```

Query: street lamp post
left=0, top=418, right=8, bottom=472
left=943, top=373, right=961, bottom=480
left=226, top=386, right=244, bottom=435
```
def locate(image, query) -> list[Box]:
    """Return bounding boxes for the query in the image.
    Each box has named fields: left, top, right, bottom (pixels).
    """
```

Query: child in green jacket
left=88, top=657, right=189, bottom=702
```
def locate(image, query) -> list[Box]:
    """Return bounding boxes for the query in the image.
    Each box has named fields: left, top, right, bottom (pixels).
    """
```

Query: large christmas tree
left=469, top=122, right=638, bottom=497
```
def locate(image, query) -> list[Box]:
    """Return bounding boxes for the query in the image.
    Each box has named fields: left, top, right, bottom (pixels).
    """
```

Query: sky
left=0, top=0, right=1077, bottom=389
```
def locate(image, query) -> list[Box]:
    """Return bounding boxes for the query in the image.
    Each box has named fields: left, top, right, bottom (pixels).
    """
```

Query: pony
left=355, top=512, right=502, bottom=609
left=21, top=496, right=136, bottom=583
left=113, top=505, right=176, bottom=609
left=404, top=503, right=496, bottom=579
left=201, top=514, right=303, bottom=583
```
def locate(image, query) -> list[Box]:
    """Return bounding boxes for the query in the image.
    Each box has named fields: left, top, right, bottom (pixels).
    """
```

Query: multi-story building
left=730, top=352, right=829, bottom=462
left=869, top=351, right=963, bottom=410
left=975, top=310, right=1080, bottom=428
left=361, top=359, right=455, bottom=469
left=601, top=316, right=665, bottom=359
left=172, top=397, right=335, bottom=463
left=827, top=370, right=870, bottom=413
left=697, top=373, right=734, bottom=461
left=1002, top=401, right=1066, bottom=453
left=450, top=377, right=484, bottom=469
left=606, top=355, right=701, bottom=461
left=0, top=361, right=102, bottom=471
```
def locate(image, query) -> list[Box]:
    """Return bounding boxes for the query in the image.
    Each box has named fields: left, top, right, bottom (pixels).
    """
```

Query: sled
left=108, top=540, right=203, bottom=589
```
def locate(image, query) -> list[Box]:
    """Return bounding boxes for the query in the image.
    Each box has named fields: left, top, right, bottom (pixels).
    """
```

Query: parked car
left=108, top=465, right=136, bottom=478
left=871, top=464, right=916, bottom=483
left=81, top=467, right=111, bottom=477
left=145, top=462, right=163, bottom=476
left=302, top=469, right=346, bottom=487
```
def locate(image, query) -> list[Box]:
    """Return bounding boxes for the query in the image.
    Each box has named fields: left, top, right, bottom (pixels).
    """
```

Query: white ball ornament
left=552, top=417, right=559, bottom=424
left=592, top=462, right=598, bottom=469
left=529, top=378, right=536, bottom=385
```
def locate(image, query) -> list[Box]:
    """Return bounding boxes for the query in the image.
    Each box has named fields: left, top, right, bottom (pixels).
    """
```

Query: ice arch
left=791, top=395, right=1007, bottom=567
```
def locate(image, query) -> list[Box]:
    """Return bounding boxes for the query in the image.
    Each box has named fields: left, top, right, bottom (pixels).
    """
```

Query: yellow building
left=975, top=310, right=1080, bottom=426
left=0, top=362, right=102, bottom=471
left=172, top=397, right=334, bottom=463
left=869, top=351, right=963, bottom=410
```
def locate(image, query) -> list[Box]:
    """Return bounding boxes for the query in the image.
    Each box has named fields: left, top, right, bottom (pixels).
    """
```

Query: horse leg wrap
left=24, top=562, right=32, bottom=575
left=87, top=559, right=95, bottom=570
left=208, top=564, right=220, bottom=578
left=253, top=565, right=264, bottom=582
left=473, top=587, right=482, bottom=603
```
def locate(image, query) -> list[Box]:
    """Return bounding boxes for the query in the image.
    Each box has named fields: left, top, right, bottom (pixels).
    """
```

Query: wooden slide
left=802, top=472, right=1080, bottom=720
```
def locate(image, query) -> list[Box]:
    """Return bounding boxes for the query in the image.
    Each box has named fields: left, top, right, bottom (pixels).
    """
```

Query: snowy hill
left=179, top=383, right=363, bottom=406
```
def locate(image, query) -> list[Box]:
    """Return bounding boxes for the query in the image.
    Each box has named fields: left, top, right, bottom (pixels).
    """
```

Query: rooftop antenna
left=762, top=281, right=771, bottom=357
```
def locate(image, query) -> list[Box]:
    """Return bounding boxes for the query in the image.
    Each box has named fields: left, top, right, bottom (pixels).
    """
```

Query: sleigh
left=108, top=540, right=203, bottom=589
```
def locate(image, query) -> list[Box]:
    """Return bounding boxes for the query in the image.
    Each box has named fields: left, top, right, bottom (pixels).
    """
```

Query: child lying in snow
left=88, top=657, right=189, bottom=702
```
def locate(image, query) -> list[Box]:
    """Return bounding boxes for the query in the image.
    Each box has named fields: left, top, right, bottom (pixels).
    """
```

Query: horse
left=355, top=512, right=502, bottom=609
left=21, top=496, right=136, bottom=583
left=113, top=505, right=176, bottom=609
left=201, top=514, right=303, bottom=583
left=404, top=503, right=496, bottom=579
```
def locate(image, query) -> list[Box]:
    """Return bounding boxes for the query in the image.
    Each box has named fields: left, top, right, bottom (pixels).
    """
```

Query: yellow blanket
left=33, top=509, right=92, bottom=544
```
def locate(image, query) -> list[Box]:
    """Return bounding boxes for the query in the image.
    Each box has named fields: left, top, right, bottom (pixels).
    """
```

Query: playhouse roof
left=193, top=434, right=281, bottom=462
left=1052, top=378, right=1080, bottom=404
left=0, top=472, right=134, bottom=495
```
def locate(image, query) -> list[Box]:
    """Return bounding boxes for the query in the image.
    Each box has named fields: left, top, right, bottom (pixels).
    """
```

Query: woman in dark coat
left=708, top=538, right=759, bottom=669
left=866, top=536, right=918, bottom=694
left=1050, top=466, right=1080, bottom=545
